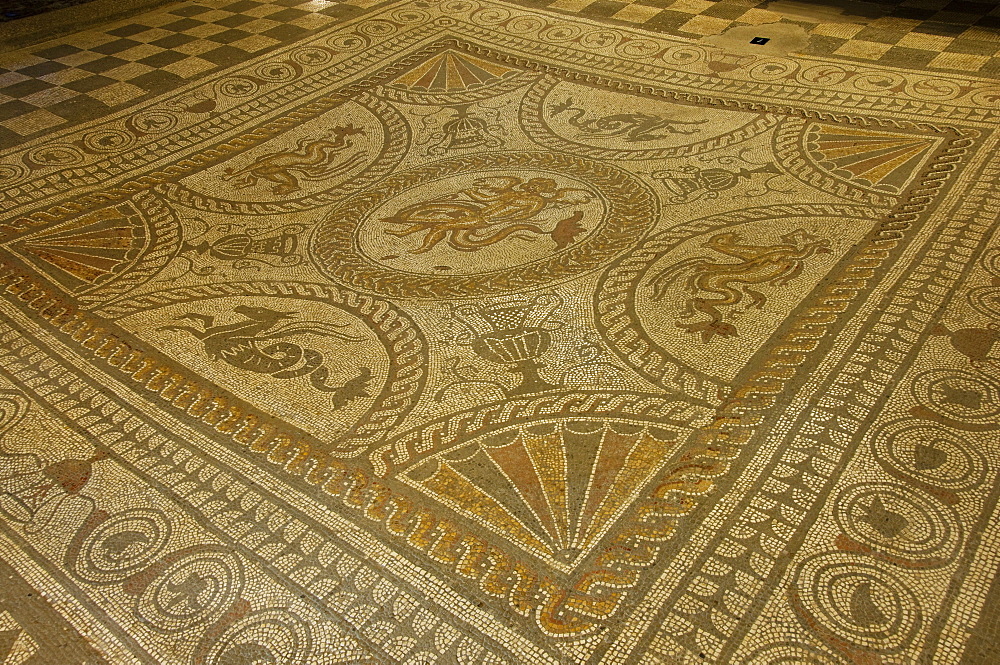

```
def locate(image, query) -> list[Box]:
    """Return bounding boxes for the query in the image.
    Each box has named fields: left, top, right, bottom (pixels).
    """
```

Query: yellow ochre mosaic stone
left=0, top=0, right=999, bottom=663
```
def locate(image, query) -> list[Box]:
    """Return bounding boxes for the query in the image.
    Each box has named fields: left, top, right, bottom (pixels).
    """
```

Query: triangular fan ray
left=577, top=427, right=673, bottom=550
left=838, top=143, right=931, bottom=184
left=421, top=458, right=553, bottom=555
left=483, top=431, right=567, bottom=548
left=426, top=58, right=451, bottom=92
left=27, top=246, right=126, bottom=270
left=521, top=428, right=570, bottom=546
left=811, top=138, right=927, bottom=159
left=25, top=227, right=135, bottom=249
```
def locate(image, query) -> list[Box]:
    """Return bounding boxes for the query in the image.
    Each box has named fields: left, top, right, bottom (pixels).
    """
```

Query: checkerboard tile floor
left=506, top=0, right=1000, bottom=76
left=0, top=0, right=997, bottom=148
left=0, top=0, right=368, bottom=147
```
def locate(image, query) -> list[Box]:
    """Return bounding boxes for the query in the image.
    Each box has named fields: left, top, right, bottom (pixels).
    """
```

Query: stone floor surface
left=0, top=0, right=998, bottom=663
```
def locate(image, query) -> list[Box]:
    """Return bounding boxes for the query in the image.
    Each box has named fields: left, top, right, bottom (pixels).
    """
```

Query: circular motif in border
left=73, top=509, right=172, bottom=584
left=520, top=75, right=777, bottom=160
left=310, top=151, right=657, bottom=299
left=25, top=144, right=83, bottom=168
left=0, top=391, right=29, bottom=437
left=0, top=163, right=26, bottom=187
left=749, top=59, right=798, bottom=82
left=661, top=45, right=706, bottom=67
left=798, top=65, right=850, bottom=86
left=834, top=482, right=961, bottom=565
left=129, top=109, right=179, bottom=136
left=852, top=71, right=906, bottom=94
left=540, top=23, right=582, bottom=43
left=135, top=548, right=244, bottom=634
left=979, top=247, right=1000, bottom=277
left=968, top=286, right=1000, bottom=319
left=871, top=419, right=987, bottom=492
left=507, top=15, right=545, bottom=36
left=217, top=77, right=259, bottom=98
left=291, top=46, right=333, bottom=66
left=615, top=37, right=662, bottom=59
left=356, top=19, right=396, bottom=39
left=470, top=5, right=511, bottom=25
left=253, top=61, right=298, bottom=83
left=792, top=552, right=922, bottom=654
left=906, top=78, right=963, bottom=102
left=742, top=642, right=842, bottom=665
left=911, top=369, right=1000, bottom=425
left=388, top=7, right=430, bottom=24
left=580, top=29, right=622, bottom=50
left=970, top=87, right=1000, bottom=109
left=327, top=32, right=369, bottom=52
left=202, top=609, right=312, bottom=665
left=82, top=129, right=137, bottom=153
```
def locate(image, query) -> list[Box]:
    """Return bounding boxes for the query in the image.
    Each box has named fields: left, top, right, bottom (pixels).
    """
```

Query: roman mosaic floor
left=0, top=0, right=998, bottom=663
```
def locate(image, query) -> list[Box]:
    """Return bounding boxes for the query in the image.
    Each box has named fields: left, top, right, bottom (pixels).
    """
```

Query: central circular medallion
left=310, top=152, right=656, bottom=298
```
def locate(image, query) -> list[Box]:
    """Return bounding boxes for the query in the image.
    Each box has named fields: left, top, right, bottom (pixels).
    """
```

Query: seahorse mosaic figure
left=549, top=97, right=706, bottom=141
left=221, top=124, right=366, bottom=195
left=649, top=229, right=832, bottom=341
left=159, top=305, right=372, bottom=408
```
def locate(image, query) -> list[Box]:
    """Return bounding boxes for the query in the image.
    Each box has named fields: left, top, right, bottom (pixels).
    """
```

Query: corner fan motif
left=14, top=205, right=146, bottom=291
left=805, top=124, right=934, bottom=192
left=404, top=418, right=684, bottom=569
left=388, top=50, right=516, bottom=94
left=773, top=120, right=940, bottom=202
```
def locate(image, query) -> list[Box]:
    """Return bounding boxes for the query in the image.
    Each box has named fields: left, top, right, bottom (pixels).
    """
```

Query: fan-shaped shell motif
left=16, top=205, right=145, bottom=291
left=389, top=50, right=517, bottom=93
left=406, top=418, right=683, bottom=568
left=805, top=123, right=935, bottom=192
